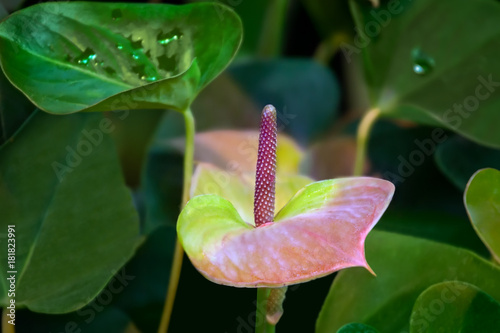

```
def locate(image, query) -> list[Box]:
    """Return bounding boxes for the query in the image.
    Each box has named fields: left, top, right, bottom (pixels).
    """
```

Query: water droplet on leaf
left=411, top=48, right=435, bottom=76
left=116, top=43, right=124, bottom=50
left=75, top=48, right=97, bottom=65
left=157, top=28, right=183, bottom=46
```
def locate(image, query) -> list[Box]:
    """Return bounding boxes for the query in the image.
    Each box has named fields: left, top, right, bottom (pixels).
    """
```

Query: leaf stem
left=158, top=108, right=195, bottom=333
left=353, top=108, right=380, bottom=176
left=255, top=288, right=276, bottom=333
left=257, top=0, right=289, bottom=57
left=2, top=308, right=15, bottom=333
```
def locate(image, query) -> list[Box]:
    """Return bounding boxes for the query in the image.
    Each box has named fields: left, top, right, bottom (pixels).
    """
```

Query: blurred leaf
left=377, top=210, right=488, bottom=257
left=0, top=2, right=242, bottom=114
left=464, top=168, right=500, bottom=262
left=337, top=323, right=379, bottom=333
left=112, top=225, right=176, bottom=332
left=17, top=305, right=131, bottom=333
left=316, top=231, right=500, bottom=332
left=1, top=0, right=24, bottom=13
left=191, top=0, right=269, bottom=57
left=0, top=68, right=34, bottom=147
left=409, top=281, right=500, bottom=333
left=106, top=109, right=165, bottom=188
left=301, top=0, right=353, bottom=39
left=142, top=145, right=183, bottom=233
left=351, top=0, right=500, bottom=147
left=302, top=136, right=367, bottom=179
left=435, top=136, right=500, bottom=190
left=0, top=111, right=141, bottom=313
left=171, top=130, right=304, bottom=174
left=178, top=177, right=393, bottom=286
left=228, top=58, right=340, bottom=144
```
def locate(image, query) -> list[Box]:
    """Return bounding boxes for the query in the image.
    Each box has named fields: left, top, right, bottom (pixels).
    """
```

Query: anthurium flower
left=177, top=105, right=394, bottom=287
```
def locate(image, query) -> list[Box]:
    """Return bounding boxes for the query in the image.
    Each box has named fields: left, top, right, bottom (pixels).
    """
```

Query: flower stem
left=157, top=108, right=195, bottom=333
left=353, top=108, right=380, bottom=176
left=257, top=0, right=289, bottom=57
left=2, top=308, right=15, bottom=333
left=256, top=289, right=276, bottom=333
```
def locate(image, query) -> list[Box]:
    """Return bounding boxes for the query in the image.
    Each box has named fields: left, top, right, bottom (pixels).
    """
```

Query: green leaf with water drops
left=409, top=281, right=500, bottom=333
left=464, top=168, right=500, bottom=263
left=316, top=231, right=500, bottom=332
left=0, top=2, right=242, bottom=114
left=351, top=0, right=500, bottom=147
left=0, top=110, right=141, bottom=313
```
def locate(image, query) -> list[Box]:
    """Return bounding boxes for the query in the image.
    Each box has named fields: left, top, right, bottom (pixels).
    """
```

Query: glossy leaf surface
left=435, top=136, right=500, bottom=190
left=0, top=111, right=141, bottom=313
left=351, top=0, right=500, bottom=147
left=409, top=281, right=500, bottom=333
left=464, top=168, right=500, bottom=262
left=0, top=2, right=242, bottom=114
left=178, top=176, right=394, bottom=287
left=316, top=231, right=500, bottom=332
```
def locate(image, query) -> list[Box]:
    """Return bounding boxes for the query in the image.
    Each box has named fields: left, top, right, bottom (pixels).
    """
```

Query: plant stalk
left=257, top=0, right=289, bottom=57
left=255, top=288, right=276, bottom=333
left=157, top=108, right=195, bottom=333
left=2, top=308, right=15, bottom=333
left=353, top=108, right=380, bottom=176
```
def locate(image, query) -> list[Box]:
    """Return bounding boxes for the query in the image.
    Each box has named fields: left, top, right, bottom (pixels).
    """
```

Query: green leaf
left=142, top=146, right=183, bottom=233
left=337, top=323, right=379, bottom=333
left=435, top=136, right=500, bottom=190
left=178, top=177, right=394, bottom=287
left=0, top=68, right=34, bottom=147
left=0, top=2, right=242, bottom=114
left=18, top=305, right=132, bottom=333
left=410, top=281, right=500, bottom=333
left=316, top=231, right=500, bottom=332
left=228, top=58, right=340, bottom=144
left=351, top=0, right=500, bottom=147
left=112, top=225, right=176, bottom=332
left=464, top=168, right=500, bottom=262
left=0, top=110, right=141, bottom=313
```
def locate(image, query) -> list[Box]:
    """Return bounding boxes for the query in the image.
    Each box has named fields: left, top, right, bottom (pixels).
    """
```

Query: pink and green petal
left=177, top=177, right=394, bottom=287
left=190, top=163, right=312, bottom=226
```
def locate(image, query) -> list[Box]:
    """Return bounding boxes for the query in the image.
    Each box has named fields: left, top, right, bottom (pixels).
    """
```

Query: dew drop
left=141, top=75, right=158, bottom=82
left=116, top=43, right=124, bottom=50
left=75, top=48, right=97, bottom=65
left=157, top=28, right=183, bottom=46
left=111, top=9, right=122, bottom=21
left=411, top=48, right=435, bottom=76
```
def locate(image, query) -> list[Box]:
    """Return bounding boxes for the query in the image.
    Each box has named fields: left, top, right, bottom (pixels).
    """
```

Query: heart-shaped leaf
left=178, top=176, right=394, bottom=287
left=464, top=168, right=500, bottom=262
left=435, top=136, right=500, bottom=190
left=0, top=110, right=141, bottom=313
left=0, top=2, right=242, bottom=114
left=409, top=281, right=500, bottom=333
left=351, top=0, right=500, bottom=147
left=316, top=231, right=500, bottom=332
